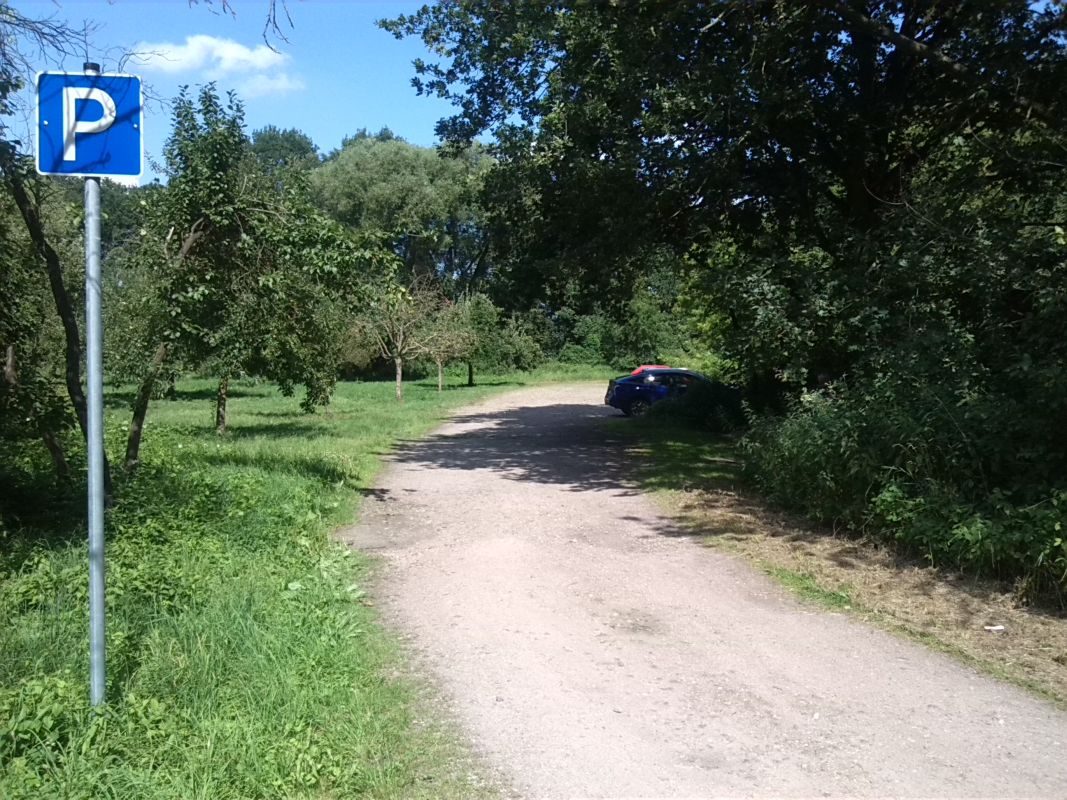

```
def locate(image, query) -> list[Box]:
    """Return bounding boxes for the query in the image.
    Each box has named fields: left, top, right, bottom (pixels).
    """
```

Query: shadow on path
left=389, top=402, right=641, bottom=495
left=384, top=400, right=718, bottom=545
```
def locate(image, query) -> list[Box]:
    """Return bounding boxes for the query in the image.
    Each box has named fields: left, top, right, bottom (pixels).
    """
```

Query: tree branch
left=825, top=0, right=1054, bottom=125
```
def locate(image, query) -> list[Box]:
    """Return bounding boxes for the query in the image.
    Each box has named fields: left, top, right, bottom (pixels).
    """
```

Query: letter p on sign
left=37, top=72, right=142, bottom=177
left=63, top=87, right=118, bottom=161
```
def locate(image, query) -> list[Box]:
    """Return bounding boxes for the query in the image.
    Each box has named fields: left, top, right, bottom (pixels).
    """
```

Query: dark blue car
left=604, top=368, right=709, bottom=416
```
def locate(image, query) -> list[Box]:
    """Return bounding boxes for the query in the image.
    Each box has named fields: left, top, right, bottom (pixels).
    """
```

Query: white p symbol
left=62, top=87, right=117, bottom=162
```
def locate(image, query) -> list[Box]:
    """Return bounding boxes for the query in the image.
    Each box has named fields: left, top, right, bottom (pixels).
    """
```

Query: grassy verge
left=610, top=416, right=1067, bottom=708
left=0, top=367, right=603, bottom=799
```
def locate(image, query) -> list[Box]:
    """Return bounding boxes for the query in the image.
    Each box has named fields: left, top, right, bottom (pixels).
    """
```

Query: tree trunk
left=3, top=345, right=15, bottom=386
left=437, top=359, right=444, bottom=392
left=215, top=376, right=229, bottom=435
left=395, top=357, right=404, bottom=402
left=124, top=343, right=168, bottom=469
left=39, top=426, right=71, bottom=482
left=3, top=162, right=113, bottom=499
left=467, top=360, right=475, bottom=387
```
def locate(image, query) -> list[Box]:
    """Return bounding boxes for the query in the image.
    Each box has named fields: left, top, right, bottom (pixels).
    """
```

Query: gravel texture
left=340, top=384, right=1067, bottom=799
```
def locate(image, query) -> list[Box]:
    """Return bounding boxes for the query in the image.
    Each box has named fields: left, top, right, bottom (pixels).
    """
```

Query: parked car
left=604, top=368, right=709, bottom=416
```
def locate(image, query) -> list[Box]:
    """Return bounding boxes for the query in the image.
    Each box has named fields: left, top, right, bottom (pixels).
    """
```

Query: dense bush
left=743, top=377, right=1067, bottom=598
left=733, top=123, right=1067, bottom=600
left=646, top=380, right=746, bottom=433
left=496, top=315, right=545, bottom=371
left=520, top=298, right=714, bottom=373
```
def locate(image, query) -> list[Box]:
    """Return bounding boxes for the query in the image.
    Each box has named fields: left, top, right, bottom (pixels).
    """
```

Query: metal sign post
left=36, top=62, right=142, bottom=707
left=82, top=61, right=106, bottom=704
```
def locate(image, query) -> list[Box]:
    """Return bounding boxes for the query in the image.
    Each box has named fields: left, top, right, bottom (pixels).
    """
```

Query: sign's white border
left=35, top=71, right=144, bottom=179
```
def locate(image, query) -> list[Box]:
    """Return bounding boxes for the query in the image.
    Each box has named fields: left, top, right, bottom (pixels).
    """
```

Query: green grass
left=606, top=416, right=743, bottom=494
left=760, top=567, right=854, bottom=610
left=0, top=367, right=598, bottom=799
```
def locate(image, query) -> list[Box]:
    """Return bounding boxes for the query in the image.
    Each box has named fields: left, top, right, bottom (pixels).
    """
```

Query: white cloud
left=129, top=34, right=304, bottom=101
left=239, top=72, right=306, bottom=99
left=131, top=35, right=288, bottom=76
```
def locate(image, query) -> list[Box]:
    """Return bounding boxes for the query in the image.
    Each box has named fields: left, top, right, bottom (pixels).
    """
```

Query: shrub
left=742, top=378, right=1067, bottom=599
left=647, top=380, right=746, bottom=433
left=497, top=314, right=545, bottom=371
left=742, top=386, right=888, bottom=526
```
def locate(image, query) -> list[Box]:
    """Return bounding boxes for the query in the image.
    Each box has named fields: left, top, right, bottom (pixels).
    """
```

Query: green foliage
left=601, top=287, right=685, bottom=371
left=348, top=276, right=442, bottom=359
left=743, top=387, right=888, bottom=527
left=0, top=170, right=85, bottom=466
left=389, top=1, right=1067, bottom=594
left=459, top=291, right=501, bottom=369
left=731, top=119, right=1067, bottom=598
left=102, top=192, right=173, bottom=389
left=149, top=84, right=256, bottom=383
left=312, top=136, right=492, bottom=290
left=444, top=293, right=549, bottom=378
left=497, top=314, right=544, bottom=372
left=424, top=298, right=476, bottom=378
left=0, top=196, right=69, bottom=442
left=250, top=125, right=319, bottom=174
left=552, top=309, right=609, bottom=366
left=125, top=85, right=392, bottom=417
left=242, top=195, right=391, bottom=411
left=743, top=379, right=1067, bottom=598
left=492, top=257, right=707, bottom=372
left=512, top=294, right=704, bottom=375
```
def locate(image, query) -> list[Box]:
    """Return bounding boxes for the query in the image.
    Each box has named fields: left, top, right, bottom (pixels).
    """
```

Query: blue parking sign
left=36, top=72, right=142, bottom=177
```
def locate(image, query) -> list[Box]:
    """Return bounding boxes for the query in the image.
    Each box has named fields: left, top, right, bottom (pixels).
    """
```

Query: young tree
left=349, top=277, right=447, bottom=402
left=240, top=193, right=392, bottom=413
left=425, top=300, right=475, bottom=391
left=126, top=86, right=389, bottom=446
left=132, top=84, right=251, bottom=438
left=459, top=292, right=500, bottom=386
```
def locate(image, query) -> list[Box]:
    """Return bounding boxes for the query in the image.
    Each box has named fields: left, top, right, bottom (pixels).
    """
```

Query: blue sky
left=15, top=0, right=456, bottom=181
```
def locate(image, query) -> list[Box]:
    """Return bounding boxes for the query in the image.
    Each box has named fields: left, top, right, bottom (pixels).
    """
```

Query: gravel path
left=341, top=384, right=1067, bottom=799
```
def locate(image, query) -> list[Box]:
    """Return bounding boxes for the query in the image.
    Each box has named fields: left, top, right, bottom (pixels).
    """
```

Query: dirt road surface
left=342, top=384, right=1067, bottom=799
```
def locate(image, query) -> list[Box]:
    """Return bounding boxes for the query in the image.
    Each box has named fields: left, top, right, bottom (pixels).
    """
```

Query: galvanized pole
left=83, top=61, right=106, bottom=708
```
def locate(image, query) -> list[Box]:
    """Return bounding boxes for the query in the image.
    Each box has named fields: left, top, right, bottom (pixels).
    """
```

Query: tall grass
left=0, top=369, right=595, bottom=798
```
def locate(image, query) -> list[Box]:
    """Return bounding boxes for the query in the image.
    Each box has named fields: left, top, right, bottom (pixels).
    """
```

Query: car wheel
left=628, top=399, right=651, bottom=417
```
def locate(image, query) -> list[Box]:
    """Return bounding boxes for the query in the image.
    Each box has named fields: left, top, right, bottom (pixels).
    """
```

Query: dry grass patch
left=655, top=482, right=1067, bottom=707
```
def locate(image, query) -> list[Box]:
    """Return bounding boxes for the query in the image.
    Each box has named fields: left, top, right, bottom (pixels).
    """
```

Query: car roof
left=632, top=368, right=708, bottom=379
